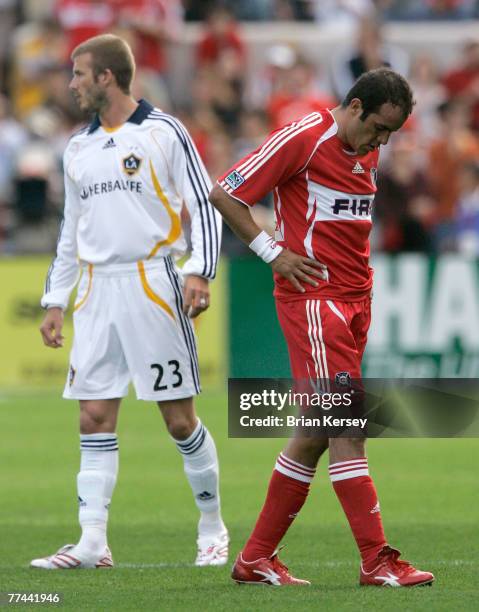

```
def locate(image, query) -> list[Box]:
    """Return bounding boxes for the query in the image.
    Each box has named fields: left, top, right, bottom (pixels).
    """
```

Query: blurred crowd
left=0, top=0, right=478, bottom=256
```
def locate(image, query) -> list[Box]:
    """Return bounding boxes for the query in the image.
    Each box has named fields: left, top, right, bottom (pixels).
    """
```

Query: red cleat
left=360, top=546, right=434, bottom=587
left=232, top=549, right=310, bottom=586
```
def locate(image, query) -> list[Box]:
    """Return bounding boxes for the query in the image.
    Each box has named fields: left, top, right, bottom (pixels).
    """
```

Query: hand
left=39, top=307, right=65, bottom=348
left=182, top=275, right=210, bottom=318
left=271, top=249, right=328, bottom=293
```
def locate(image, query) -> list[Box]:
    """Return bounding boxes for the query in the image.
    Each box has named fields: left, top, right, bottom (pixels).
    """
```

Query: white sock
left=75, top=433, right=118, bottom=560
left=173, top=420, right=226, bottom=539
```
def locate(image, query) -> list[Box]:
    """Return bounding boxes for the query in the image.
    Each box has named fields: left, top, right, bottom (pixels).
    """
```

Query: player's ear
left=349, top=98, right=363, bottom=117
left=98, top=68, right=114, bottom=87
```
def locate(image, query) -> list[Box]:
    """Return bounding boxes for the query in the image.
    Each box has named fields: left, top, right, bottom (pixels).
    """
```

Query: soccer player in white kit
left=31, top=34, right=227, bottom=569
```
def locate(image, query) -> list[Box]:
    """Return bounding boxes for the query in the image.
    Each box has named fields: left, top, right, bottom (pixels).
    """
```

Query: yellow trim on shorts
left=147, top=160, right=182, bottom=259
left=73, top=264, right=93, bottom=312
left=137, top=261, right=175, bottom=320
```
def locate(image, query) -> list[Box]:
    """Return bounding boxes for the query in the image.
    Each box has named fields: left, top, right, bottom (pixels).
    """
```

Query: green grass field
left=1, top=389, right=478, bottom=611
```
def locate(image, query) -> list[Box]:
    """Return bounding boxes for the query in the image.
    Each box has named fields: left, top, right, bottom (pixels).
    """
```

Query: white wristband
left=249, top=230, right=283, bottom=264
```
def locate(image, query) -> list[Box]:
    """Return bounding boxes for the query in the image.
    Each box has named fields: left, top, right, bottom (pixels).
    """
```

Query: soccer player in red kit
left=209, top=68, right=434, bottom=587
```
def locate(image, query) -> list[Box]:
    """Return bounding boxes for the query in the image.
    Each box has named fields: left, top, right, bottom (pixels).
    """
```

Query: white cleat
left=30, top=544, right=113, bottom=569
left=195, top=532, right=229, bottom=567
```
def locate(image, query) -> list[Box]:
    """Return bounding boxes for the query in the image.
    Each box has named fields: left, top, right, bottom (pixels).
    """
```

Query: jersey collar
left=87, top=99, right=154, bottom=134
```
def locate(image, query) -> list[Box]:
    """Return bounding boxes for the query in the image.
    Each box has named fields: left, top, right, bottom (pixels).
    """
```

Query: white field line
left=318, top=559, right=474, bottom=568
left=117, top=563, right=196, bottom=569
left=108, top=559, right=477, bottom=570
left=2, top=559, right=474, bottom=570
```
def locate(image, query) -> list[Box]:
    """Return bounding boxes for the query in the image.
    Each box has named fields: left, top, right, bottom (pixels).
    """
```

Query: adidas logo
left=370, top=502, right=380, bottom=514
left=102, top=137, right=116, bottom=149
left=352, top=161, right=364, bottom=174
left=196, top=491, right=215, bottom=501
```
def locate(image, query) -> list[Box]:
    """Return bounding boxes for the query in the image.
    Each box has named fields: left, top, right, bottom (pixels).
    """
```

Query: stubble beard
left=78, top=85, right=109, bottom=116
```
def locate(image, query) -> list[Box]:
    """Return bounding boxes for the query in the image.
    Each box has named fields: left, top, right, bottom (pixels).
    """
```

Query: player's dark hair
left=72, top=34, right=135, bottom=94
left=342, top=68, right=415, bottom=121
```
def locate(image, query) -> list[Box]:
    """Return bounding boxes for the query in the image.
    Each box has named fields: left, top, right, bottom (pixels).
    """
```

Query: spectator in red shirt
left=116, top=0, right=182, bottom=75
left=427, top=100, right=479, bottom=222
left=442, top=40, right=479, bottom=130
left=196, top=6, right=245, bottom=75
left=267, top=57, right=336, bottom=129
left=54, top=0, right=116, bottom=59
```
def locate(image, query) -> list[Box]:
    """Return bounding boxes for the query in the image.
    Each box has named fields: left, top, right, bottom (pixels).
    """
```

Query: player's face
left=347, top=100, right=407, bottom=156
left=69, top=53, right=108, bottom=114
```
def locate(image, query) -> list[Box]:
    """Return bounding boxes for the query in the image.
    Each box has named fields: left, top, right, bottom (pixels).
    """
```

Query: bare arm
left=209, top=184, right=261, bottom=244
left=209, top=184, right=327, bottom=293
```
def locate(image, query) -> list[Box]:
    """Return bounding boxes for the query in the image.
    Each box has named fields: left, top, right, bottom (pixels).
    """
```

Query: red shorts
left=276, top=297, right=371, bottom=384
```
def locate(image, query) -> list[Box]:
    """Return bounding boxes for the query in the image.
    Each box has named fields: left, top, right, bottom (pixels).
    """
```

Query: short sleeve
left=217, top=112, right=329, bottom=206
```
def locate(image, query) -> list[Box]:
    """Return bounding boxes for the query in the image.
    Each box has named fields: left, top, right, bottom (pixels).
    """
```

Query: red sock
left=329, top=458, right=386, bottom=571
left=242, top=453, right=315, bottom=562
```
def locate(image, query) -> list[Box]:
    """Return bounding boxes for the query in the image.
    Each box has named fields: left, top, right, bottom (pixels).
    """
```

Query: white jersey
left=42, top=99, right=221, bottom=309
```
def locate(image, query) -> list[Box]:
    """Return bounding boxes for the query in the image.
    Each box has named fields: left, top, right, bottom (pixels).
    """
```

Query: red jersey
left=218, top=110, right=379, bottom=302
left=267, top=93, right=336, bottom=129
left=55, top=0, right=116, bottom=57
left=196, top=27, right=245, bottom=67
left=117, top=0, right=180, bottom=73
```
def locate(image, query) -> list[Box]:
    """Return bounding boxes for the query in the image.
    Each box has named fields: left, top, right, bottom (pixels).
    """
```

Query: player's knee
left=166, top=417, right=196, bottom=441
left=298, top=437, right=328, bottom=454
left=285, top=436, right=328, bottom=467
left=329, top=437, right=366, bottom=461
left=80, top=409, right=112, bottom=434
left=345, top=437, right=366, bottom=455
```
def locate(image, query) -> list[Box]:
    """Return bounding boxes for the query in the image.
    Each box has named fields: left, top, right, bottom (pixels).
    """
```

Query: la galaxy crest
left=122, top=153, right=142, bottom=176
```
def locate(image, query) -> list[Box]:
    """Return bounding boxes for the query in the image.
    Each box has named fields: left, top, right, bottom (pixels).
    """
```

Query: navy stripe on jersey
left=44, top=217, right=66, bottom=297
left=147, top=111, right=219, bottom=279
left=68, top=125, right=90, bottom=141
left=45, top=124, right=84, bottom=299
left=161, top=111, right=219, bottom=276
left=164, top=256, right=201, bottom=394
left=148, top=110, right=215, bottom=277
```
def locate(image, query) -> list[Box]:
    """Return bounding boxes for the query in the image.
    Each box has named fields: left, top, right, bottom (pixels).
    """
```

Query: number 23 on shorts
left=150, top=360, right=183, bottom=391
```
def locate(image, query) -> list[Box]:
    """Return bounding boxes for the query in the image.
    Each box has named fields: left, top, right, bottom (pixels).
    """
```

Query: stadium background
left=1, top=1, right=478, bottom=610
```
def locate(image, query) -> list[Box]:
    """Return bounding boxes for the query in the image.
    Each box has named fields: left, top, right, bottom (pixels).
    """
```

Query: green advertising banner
left=0, top=257, right=227, bottom=391
left=364, top=255, right=479, bottom=378
left=228, top=254, right=479, bottom=379
left=0, top=257, right=74, bottom=388
left=228, top=256, right=290, bottom=378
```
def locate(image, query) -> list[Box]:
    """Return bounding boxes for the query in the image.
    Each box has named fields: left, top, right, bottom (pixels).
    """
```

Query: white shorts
left=63, top=257, right=200, bottom=401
